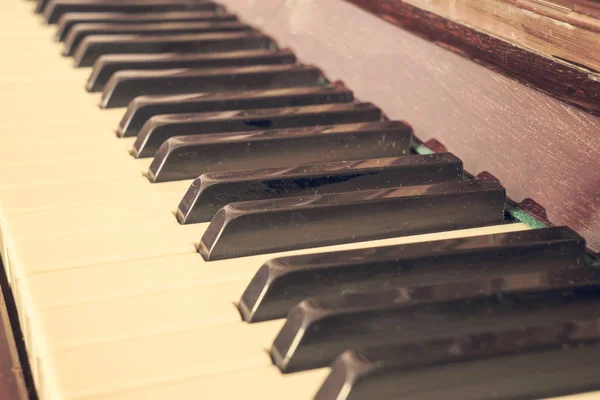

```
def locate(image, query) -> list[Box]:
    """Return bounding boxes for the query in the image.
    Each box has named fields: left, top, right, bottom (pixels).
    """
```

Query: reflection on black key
left=56, top=11, right=237, bottom=42
left=198, top=179, right=506, bottom=261
left=118, top=82, right=345, bottom=137
left=271, top=279, right=600, bottom=372
left=89, top=49, right=296, bottom=93
left=74, top=31, right=271, bottom=68
left=135, top=102, right=380, bottom=158
left=317, top=321, right=600, bottom=400
left=64, top=21, right=251, bottom=56
left=178, top=153, right=462, bottom=223
left=41, top=0, right=219, bottom=23
left=156, top=122, right=412, bottom=207
left=102, top=63, right=319, bottom=109
left=239, top=226, right=586, bottom=322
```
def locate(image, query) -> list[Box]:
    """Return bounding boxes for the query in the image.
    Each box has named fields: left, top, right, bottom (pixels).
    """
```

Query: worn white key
left=99, top=366, right=330, bottom=400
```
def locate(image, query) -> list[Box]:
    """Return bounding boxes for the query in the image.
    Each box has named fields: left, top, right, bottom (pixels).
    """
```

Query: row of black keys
left=50, top=10, right=511, bottom=262
left=43, top=1, right=600, bottom=399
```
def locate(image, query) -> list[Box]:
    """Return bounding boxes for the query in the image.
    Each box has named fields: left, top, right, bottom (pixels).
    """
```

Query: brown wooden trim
left=512, top=0, right=600, bottom=30
left=538, top=0, right=600, bottom=18
left=0, top=262, right=31, bottom=400
left=344, top=0, right=600, bottom=115
left=407, top=0, right=600, bottom=71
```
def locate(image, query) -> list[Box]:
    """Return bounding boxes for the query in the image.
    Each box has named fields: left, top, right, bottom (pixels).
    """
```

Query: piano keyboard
left=1, top=0, right=599, bottom=399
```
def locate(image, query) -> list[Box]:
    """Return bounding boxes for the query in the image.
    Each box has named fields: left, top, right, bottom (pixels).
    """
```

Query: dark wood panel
left=345, top=0, right=600, bottom=115
left=218, top=0, right=600, bottom=254
left=403, top=0, right=600, bottom=73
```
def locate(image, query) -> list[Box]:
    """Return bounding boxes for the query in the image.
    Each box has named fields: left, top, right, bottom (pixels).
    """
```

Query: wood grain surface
left=215, top=0, right=600, bottom=254
left=345, top=0, right=600, bottom=115
left=405, top=0, right=600, bottom=72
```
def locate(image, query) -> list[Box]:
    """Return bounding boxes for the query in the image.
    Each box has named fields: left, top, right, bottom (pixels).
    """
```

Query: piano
left=0, top=0, right=599, bottom=399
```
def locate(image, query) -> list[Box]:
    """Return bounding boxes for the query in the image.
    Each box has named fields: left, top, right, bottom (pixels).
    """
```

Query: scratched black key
left=63, top=21, right=251, bottom=56
left=88, top=49, right=296, bottom=93
left=154, top=122, right=412, bottom=203
left=135, top=102, right=380, bottom=158
left=118, top=82, right=348, bottom=136
left=198, top=179, right=506, bottom=261
left=74, top=30, right=271, bottom=68
left=239, top=226, right=586, bottom=322
left=56, top=11, right=237, bottom=42
left=317, top=321, right=600, bottom=400
left=178, top=153, right=463, bottom=223
left=271, top=278, right=600, bottom=373
left=41, top=0, right=219, bottom=23
left=102, top=63, right=319, bottom=109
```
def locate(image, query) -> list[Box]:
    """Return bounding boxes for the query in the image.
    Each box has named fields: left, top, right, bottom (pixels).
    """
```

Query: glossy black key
left=317, top=321, right=600, bottom=400
left=102, top=63, right=318, bottom=109
left=63, top=21, right=251, bottom=56
left=198, top=179, right=506, bottom=261
left=271, top=277, right=600, bottom=372
left=239, top=226, right=586, bottom=322
left=89, top=49, right=295, bottom=93
left=118, top=82, right=345, bottom=136
left=41, top=0, right=219, bottom=23
left=74, top=30, right=271, bottom=68
left=178, top=153, right=462, bottom=223
left=135, top=102, right=380, bottom=158
left=56, top=11, right=237, bottom=42
left=155, top=122, right=412, bottom=206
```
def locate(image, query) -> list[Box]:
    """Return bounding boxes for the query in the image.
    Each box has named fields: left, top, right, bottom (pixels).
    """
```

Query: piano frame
left=1, top=0, right=599, bottom=399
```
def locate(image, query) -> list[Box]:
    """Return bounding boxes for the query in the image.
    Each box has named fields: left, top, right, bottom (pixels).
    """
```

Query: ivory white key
left=0, top=178, right=189, bottom=217
left=4, top=199, right=177, bottom=239
left=0, top=136, right=132, bottom=165
left=102, top=367, right=331, bottom=400
left=0, top=158, right=149, bottom=188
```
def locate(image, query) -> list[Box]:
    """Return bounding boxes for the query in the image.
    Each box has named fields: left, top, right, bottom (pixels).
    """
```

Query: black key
left=119, top=82, right=347, bottom=137
left=41, top=0, right=220, bottom=23
left=271, top=278, right=600, bottom=373
left=63, top=21, right=251, bottom=56
left=178, top=153, right=463, bottom=223
left=317, top=321, right=600, bottom=400
left=89, top=49, right=296, bottom=93
left=135, top=102, right=380, bottom=158
left=239, top=226, right=586, bottom=322
left=198, top=179, right=506, bottom=261
left=56, top=11, right=237, bottom=42
left=102, top=62, right=318, bottom=109
left=74, top=30, right=271, bottom=68
left=155, top=122, right=412, bottom=210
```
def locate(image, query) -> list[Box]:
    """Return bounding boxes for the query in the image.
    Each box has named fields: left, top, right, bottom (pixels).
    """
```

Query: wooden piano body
left=0, top=0, right=599, bottom=399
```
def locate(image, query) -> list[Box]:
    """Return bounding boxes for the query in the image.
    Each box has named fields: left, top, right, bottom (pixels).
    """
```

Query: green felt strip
left=505, top=204, right=547, bottom=229
left=414, top=142, right=599, bottom=266
left=412, top=141, right=435, bottom=155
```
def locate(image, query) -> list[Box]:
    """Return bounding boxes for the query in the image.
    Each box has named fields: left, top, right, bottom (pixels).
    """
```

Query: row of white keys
left=0, top=5, right=204, bottom=400
left=21, top=225, right=531, bottom=399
